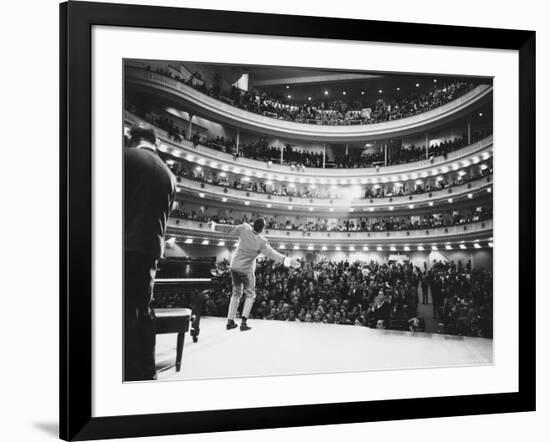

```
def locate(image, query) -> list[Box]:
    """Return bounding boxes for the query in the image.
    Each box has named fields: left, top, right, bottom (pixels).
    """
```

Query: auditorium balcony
left=125, top=112, right=493, bottom=180
left=125, top=65, right=492, bottom=143
left=174, top=173, right=492, bottom=212
left=166, top=218, right=493, bottom=247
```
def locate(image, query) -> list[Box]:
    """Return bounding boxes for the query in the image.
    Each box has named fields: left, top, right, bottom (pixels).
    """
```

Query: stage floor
left=155, top=317, right=493, bottom=381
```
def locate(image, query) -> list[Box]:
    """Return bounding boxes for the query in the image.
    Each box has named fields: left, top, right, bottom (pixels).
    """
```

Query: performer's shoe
left=240, top=319, right=252, bottom=332
left=226, top=320, right=238, bottom=330
left=192, top=335, right=198, bottom=343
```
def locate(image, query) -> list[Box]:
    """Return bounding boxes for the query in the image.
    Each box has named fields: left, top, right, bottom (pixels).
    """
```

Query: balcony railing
left=175, top=174, right=492, bottom=211
left=167, top=218, right=493, bottom=245
left=126, top=66, right=492, bottom=143
left=125, top=111, right=493, bottom=181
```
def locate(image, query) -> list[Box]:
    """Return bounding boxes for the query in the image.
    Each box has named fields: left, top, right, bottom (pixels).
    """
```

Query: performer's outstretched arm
left=261, top=243, right=301, bottom=268
left=208, top=221, right=245, bottom=236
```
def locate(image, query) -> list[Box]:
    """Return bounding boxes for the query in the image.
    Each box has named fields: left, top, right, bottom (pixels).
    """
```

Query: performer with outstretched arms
left=209, top=217, right=301, bottom=331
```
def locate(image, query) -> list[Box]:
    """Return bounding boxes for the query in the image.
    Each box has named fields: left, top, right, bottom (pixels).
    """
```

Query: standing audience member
left=124, top=122, right=176, bottom=381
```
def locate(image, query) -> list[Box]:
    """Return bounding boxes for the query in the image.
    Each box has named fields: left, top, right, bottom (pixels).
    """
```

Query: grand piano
left=152, top=257, right=216, bottom=372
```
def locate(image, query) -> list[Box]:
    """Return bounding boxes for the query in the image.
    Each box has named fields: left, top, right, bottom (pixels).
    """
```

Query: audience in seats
left=153, top=258, right=492, bottom=338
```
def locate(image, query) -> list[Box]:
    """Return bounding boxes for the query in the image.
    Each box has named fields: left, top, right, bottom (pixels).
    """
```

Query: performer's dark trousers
left=422, top=284, right=429, bottom=304
left=185, top=291, right=207, bottom=339
left=432, top=295, right=440, bottom=319
left=124, top=252, right=157, bottom=381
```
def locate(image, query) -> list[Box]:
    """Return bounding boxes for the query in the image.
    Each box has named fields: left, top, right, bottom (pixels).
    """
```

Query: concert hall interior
left=123, top=59, right=494, bottom=380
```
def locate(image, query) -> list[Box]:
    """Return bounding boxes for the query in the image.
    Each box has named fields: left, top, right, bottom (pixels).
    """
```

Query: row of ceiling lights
left=192, top=188, right=490, bottom=210
left=166, top=150, right=492, bottom=187
left=172, top=237, right=493, bottom=250
left=284, top=78, right=439, bottom=100
left=192, top=163, right=490, bottom=187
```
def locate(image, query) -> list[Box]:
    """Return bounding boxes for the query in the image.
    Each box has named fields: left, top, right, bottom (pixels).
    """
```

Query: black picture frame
left=60, top=1, right=536, bottom=440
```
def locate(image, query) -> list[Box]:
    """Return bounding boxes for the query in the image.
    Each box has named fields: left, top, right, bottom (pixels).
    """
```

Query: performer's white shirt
left=213, top=222, right=287, bottom=272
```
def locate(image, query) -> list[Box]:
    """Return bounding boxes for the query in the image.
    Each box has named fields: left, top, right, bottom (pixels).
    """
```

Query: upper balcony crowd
left=149, top=65, right=479, bottom=127
left=200, top=132, right=489, bottom=169
left=128, top=102, right=491, bottom=170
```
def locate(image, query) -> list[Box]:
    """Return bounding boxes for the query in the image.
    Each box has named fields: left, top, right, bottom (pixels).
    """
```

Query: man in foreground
left=124, top=122, right=176, bottom=381
left=209, top=218, right=301, bottom=331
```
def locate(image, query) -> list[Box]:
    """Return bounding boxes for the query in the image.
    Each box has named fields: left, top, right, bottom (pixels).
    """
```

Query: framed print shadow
left=60, top=1, right=536, bottom=440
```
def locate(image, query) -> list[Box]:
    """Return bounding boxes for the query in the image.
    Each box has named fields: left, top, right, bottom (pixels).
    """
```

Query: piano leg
left=176, top=332, right=185, bottom=372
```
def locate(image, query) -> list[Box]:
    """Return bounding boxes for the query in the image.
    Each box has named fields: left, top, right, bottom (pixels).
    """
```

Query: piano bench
left=154, top=308, right=192, bottom=372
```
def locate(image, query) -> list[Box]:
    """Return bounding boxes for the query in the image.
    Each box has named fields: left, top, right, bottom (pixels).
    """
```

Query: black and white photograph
left=123, top=59, right=494, bottom=382
left=1, top=0, right=543, bottom=440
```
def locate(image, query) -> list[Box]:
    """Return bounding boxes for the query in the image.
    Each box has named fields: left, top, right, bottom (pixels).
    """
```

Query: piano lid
left=155, top=257, right=215, bottom=280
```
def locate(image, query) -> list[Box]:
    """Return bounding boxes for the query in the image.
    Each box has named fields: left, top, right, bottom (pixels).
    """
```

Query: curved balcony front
left=175, top=174, right=492, bottom=212
left=126, top=66, right=493, bottom=143
left=167, top=218, right=493, bottom=246
left=126, top=112, right=493, bottom=181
